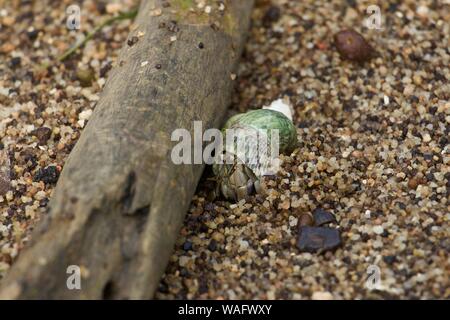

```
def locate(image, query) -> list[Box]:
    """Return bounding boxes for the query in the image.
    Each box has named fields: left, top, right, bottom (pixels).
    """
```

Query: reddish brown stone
left=334, top=29, right=373, bottom=62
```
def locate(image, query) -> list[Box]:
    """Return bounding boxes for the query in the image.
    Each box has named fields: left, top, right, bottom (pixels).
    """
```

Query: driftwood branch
left=0, top=0, right=253, bottom=299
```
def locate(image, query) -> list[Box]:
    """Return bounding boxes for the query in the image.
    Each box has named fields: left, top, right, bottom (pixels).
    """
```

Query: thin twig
left=58, top=8, right=138, bottom=62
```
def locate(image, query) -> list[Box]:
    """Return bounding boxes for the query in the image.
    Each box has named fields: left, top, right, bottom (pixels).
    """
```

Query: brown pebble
left=334, top=29, right=373, bottom=62
left=211, top=231, right=225, bottom=243
left=76, top=68, right=95, bottom=87
left=262, top=5, right=281, bottom=27
left=0, top=254, right=12, bottom=264
left=408, top=178, right=419, bottom=189
left=298, top=212, right=314, bottom=226
left=32, top=127, right=52, bottom=145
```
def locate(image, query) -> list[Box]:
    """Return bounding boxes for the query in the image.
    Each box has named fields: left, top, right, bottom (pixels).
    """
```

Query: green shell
left=211, top=108, right=298, bottom=201
left=223, top=109, right=297, bottom=153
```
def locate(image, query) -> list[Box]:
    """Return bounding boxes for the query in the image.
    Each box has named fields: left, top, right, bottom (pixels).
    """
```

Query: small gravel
left=0, top=0, right=448, bottom=300
left=156, top=0, right=449, bottom=299
left=0, top=0, right=137, bottom=277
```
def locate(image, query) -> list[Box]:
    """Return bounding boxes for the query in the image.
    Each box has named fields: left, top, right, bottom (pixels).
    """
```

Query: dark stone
left=182, top=241, right=193, bottom=251
left=158, top=280, right=169, bottom=293
left=334, top=29, right=373, bottom=62
left=179, top=268, right=189, bottom=277
left=10, top=57, right=21, bottom=68
left=302, top=20, right=314, bottom=30
left=26, top=28, right=39, bottom=40
left=361, top=233, right=370, bottom=242
left=100, top=62, right=112, bottom=78
left=388, top=2, right=399, bottom=12
left=208, top=239, right=217, bottom=252
left=297, top=121, right=310, bottom=128
left=127, top=36, right=139, bottom=47
left=255, top=194, right=265, bottom=204
left=199, top=223, right=208, bottom=233
left=312, top=208, right=337, bottom=226
left=263, top=5, right=281, bottom=27
left=396, top=202, right=406, bottom=210
left=33, top=166, right=59, bottom=184
left=32, top=127, right=52, bottom=145
left=204, top=202, right=215, bottom=211
left=297, top=226, right=342, bottom=252
left=383, top=255, right=396, bottom=265
left=198, top=280, right=209, bottom=294
left=167, top=20, right=179, bottom=33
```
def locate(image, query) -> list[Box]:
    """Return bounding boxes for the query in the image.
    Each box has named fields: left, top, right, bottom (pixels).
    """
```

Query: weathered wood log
left=0, top=0, right=253, bottom=299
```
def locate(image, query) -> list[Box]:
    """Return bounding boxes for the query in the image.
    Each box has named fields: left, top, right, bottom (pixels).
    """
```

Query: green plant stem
left=58, top=8, right=138, bottom=62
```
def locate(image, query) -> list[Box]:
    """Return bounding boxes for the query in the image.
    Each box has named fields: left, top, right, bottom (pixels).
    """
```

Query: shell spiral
left=212, top=108, right=298, bottom=201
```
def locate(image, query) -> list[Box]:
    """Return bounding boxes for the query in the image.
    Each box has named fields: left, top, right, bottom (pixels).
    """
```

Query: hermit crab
left=211, top=99, right=298, bottom=201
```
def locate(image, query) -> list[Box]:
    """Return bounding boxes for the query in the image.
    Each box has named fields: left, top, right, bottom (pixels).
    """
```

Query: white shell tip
left=263, top=98, right=294, bottom=121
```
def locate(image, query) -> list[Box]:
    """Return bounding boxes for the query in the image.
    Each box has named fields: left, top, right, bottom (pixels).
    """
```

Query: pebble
left=373, top=226, right=384, bottom=235
left=182, top=241, right=193, bottom=251
left=312, top=208, right=337, bottom=226
left=297, top=226, right=342, bottom=252
left=106, top=3, right=122, bottom=14
left=298, top=212, right=313, bottom=226
left=334, top=29, right=373, bottom=62
left=78, top=109, right=93, bottom=121
left=32, top=127, right=52, bottom=145
left=76, top=68, right=95, bottom=87
left=422, top=133, right=431, bottom=143
left=9, top=57, right=21, bottom=68
left=311, top=291, right=334, bottom=300
left=262, top=5, right=281, bottom=27
left=33, top=166, right=59, bottom=185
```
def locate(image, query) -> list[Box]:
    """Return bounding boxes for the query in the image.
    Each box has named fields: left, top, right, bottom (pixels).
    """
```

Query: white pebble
left=288, top=216, right=298, bottom=227
left=78, top=109, right=92, bottom=121
left=373, top=225, right=384, bottom=235
left=178, top=256, right=190, bottom=267
left=416, top=5, right=429, bottom=18
left=312, top=291, right=333, bottom=300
